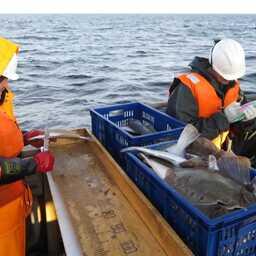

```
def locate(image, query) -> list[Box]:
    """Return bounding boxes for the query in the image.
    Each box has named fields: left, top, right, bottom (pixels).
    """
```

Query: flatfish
left=140, top=154, right=256, bottom=218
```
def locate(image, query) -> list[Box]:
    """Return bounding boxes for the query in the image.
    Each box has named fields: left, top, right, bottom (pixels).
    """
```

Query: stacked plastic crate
left=91, top=102, right=256, bottom=256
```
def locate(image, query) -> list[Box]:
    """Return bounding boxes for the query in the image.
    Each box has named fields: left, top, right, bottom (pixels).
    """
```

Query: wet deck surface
left=51, top=139, right=167, bottom=256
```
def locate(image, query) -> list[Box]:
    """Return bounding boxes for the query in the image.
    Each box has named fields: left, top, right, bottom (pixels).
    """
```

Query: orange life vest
left=178, top=72, right=240, bottom=118
left=0, top=111, right=24, bottom=159
left=177, top=72, right=240, bottom=148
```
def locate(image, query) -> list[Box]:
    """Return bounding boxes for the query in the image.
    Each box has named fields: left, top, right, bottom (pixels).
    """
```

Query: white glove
left=224, top=102, right=243, bottom=123
left=241, top=103, right=256, bottom=121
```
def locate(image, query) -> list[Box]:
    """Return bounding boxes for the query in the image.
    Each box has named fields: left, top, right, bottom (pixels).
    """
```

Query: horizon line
left=0, top=12, right=256, bottom=15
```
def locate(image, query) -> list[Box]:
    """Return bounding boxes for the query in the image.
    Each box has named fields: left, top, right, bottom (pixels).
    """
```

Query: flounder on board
left=122, top=119, right=156, bottom=135
left=124, top=123, right=252, bottom=186
left=124, top=123, right=255, bottom=218
left=140, top=154, right=256, bottom=218
left=123, top=124, right=200, bottom=166
left=166, top=167, right=255, bottom=218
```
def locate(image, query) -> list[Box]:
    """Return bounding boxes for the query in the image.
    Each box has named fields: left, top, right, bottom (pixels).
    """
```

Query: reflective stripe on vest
left=178, top=72, right=240, bottom=149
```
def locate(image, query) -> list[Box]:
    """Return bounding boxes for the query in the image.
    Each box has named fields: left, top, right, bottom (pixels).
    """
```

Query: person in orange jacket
left=0, top=37, right=55, bottom=256
left=167, top=39, right=256, bottom=165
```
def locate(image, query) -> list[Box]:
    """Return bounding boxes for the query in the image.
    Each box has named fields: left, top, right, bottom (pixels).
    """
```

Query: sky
left=0, top=0, right=256, bottom=14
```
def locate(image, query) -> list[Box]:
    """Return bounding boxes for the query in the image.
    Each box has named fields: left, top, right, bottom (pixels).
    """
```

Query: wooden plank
left=50, top=136, right=170, bottom=255
left=88, top=130, right=193, bottom=256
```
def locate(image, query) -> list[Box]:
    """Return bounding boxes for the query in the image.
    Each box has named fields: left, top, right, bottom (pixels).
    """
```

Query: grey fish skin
left=122, top=126, right=138, bottom=135
left=127, top=119, right=154, bottom=135
left=123, top=146, right=186, bottom=167
left=180, top=157, right=209, bottom=168
left=138, top=152, right=256, bottom=218
left=187, top=137, right=252, bottom=186
left=217, top=155, right=251, bottom=186
left=186, top=137, right=220, bottom=158
left=165, top=167, right=256, bottom=218
left=123, top=124, right=200, bottom=166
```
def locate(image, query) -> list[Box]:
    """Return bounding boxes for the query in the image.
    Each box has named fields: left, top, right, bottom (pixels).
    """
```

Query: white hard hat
left=2, top=54, right=19, bottom=80
left=209, top=39, right=246, bottom=81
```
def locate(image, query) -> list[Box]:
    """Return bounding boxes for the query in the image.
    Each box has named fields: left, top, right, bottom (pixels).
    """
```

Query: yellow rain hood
left=0, top=37, right=19, bottom=77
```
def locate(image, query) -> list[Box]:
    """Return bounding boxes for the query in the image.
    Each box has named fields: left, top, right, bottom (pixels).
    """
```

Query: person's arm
left=23, top=130, right=44, bottom=148
left=0, top=152, right=55, bottom=185
left=0, top=157, right=37, bottom=184
left=175, top=84, right=230, bottom=140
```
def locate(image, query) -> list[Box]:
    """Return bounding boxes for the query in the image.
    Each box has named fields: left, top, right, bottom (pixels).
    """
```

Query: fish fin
left=180, top=157, right=208, bottom=168
left=195, top=202, right=219, bottom=206
left=239, top=186, right=256, bottom=207
left=140, top=153, right=170, bottom=179
left=167, top=124, right=200, bottom=157
left=208, top=155, right=219, bottom=171
left=120, top=146, right=141, bottom=153
left=122, top=126, right=138, bottom=135
left=218, top=155, right=251, bottom=185
left=127, top=119, right=152, bottom=135
left=139, top=153, right=152, bottom=166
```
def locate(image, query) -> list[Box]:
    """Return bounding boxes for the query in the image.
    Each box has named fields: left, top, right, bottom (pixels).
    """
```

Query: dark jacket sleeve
left=167, top=81, right=230, bottom=140
left=0, top=157, right=37, bottom=185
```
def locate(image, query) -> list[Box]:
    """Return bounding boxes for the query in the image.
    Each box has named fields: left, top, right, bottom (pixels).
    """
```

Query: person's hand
left=240, top=103, right=256, bottom=121
left=24, top=130, right=44, bottom=148
left=224, top=101, right=243, bottom=123
left=33, top=151, right=55, bottom=173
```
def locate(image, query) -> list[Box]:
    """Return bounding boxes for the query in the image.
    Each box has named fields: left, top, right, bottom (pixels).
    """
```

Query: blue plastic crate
left=90, top=102, right=185, bottom=165
left=124, top=141, right=256, bottom=256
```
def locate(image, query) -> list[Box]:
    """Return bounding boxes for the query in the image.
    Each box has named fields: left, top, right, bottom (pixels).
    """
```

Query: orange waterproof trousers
left=0, top=182, right=32, bottom=256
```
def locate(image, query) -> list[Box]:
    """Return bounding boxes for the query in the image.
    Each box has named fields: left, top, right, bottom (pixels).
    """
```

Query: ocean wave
left=89, top=77, right=111, bottom=84
left=62, top=98, right=88, bottom=105
left=1, top=14, right=255, bottom=129
left=62, top=74, right=93, bottom=79
left=13, top=35, right=59, bottom=41
left=146, top=81, right=171, bottom=87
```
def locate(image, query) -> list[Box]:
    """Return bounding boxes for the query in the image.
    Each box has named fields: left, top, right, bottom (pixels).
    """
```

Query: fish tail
left=168, top=124, right=200, bottom=157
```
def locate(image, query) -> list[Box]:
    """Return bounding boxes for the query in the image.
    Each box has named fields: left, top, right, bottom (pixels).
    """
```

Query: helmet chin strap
left=0, top=76, right=5, bottom=83
left=0, top=88, right=8, bottom=105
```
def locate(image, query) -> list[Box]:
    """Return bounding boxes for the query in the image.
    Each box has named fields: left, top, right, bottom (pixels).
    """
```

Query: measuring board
left=49, top=129, right=193, bottom=256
